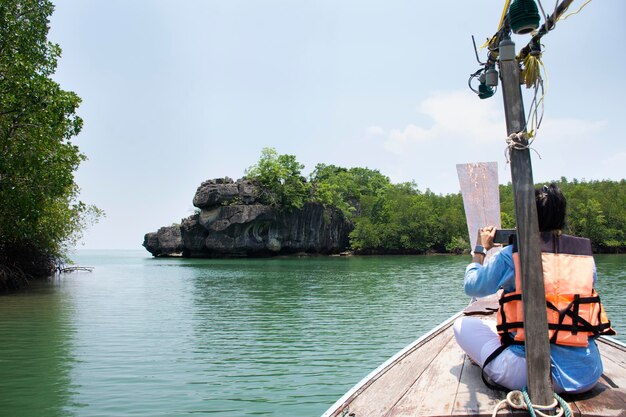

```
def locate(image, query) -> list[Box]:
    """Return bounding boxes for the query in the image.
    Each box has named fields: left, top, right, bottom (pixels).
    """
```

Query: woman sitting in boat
left=453, top=183, right=615, bottom=394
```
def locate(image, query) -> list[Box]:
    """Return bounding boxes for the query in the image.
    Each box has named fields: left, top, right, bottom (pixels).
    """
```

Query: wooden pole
left=498, top=37, right=554, bottom=407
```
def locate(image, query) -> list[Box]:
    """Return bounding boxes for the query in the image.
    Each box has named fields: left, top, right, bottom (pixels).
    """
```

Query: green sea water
left=0, top=251, right=624, bottom=417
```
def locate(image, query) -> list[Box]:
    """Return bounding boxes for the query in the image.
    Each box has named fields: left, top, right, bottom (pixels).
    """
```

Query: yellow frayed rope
left=521, top=53, right=543, bottom=88
left=482, top=0, right=511, bottom=49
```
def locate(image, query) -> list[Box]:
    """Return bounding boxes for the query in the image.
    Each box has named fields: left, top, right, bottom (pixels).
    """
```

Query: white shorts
left=453, top=316, right=566, bottom=393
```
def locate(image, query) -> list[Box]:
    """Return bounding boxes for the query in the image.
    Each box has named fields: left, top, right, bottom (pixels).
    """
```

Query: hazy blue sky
left=48, top=0, right=625, bottom=250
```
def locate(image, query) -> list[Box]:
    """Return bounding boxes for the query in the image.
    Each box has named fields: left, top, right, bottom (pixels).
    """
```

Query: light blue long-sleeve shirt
left=464, top=245, right=603, bottom=393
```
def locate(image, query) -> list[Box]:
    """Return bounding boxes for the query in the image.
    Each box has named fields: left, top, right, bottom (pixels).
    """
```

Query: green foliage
left=446, top=235, right=469, bottom=254
left=309, top=164, right=467, bottom=253
left=245, top=147, right=310, bottom=209
left=569, top=199, right=607, bottom=248
left=349, top=184, right=466, bottom=253
left=245, top=150, right=625, bottom=254
left=0, top=0, right=102, bottom=270
left=498, top=178, right=626, bottom=252
left=500, top=211, right=516, bottom=229
left=349, top=176, right=626, bottom=254
left=557, top=178, right=626, bottom=252
left=310, top=163, right=391, bottom=218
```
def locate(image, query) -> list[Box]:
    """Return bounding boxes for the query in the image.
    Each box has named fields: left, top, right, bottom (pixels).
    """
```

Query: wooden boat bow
left=322, top=301, right=626, bottom=417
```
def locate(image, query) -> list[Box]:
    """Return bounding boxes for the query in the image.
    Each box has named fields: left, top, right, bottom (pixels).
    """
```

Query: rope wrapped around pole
left=491, top=389, right=572, bottom=417
left=504, top=131, right=542, bottom=163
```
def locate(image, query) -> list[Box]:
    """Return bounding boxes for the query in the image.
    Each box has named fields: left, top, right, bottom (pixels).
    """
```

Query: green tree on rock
left=0, top=0, right=101, bottom=290
left=245, top=147, right=310, bottom=209
left=310, top=163, right=391, bottom=218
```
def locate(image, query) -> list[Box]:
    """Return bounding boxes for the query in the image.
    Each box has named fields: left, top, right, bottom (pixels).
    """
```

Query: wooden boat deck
left=323, top=304, right=626, bottom=417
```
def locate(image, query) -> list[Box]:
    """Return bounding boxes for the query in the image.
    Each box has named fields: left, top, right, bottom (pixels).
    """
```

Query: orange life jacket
left=496, top=232, right=615, bottom=347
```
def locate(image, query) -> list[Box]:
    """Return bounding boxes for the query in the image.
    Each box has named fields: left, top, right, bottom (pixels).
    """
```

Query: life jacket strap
left=480, top=344, right=510, bottom=391
left=497, top=292, right=614, bottom=344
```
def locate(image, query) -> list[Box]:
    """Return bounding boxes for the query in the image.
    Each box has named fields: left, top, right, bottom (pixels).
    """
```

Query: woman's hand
left=477, top=226, right=497, bottom=251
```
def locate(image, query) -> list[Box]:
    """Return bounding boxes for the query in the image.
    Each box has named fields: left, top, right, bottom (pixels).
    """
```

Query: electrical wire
left=522, top=48, right=547, bottom=142
left=536, top=1, right=550, bottom=30
left=526, top=75, right=545, bottom=140
left=559, top=0, right=592, bottom=21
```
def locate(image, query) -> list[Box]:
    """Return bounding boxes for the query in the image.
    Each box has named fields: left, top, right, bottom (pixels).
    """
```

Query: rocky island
left=143, top=178, right=353, bottom=257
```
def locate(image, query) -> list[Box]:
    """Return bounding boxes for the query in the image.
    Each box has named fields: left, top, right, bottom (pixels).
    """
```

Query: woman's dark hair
left=535, top=183, right=566, bottom=232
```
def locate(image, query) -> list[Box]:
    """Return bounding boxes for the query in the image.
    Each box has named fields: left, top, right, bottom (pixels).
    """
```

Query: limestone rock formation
left=143, top=225, right=184, bottom=257
left=143, top=178, right=353, bottom=257
left=193, top=177, right=261, bottom=208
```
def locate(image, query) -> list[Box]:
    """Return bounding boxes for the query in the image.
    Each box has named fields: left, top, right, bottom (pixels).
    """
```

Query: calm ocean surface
left=1, top=251, right=624, bottom=417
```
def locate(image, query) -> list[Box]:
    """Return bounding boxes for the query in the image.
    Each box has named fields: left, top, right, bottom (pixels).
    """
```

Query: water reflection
left=187, top=256, right=469, bottom=416
left=0, top=252, right=623, bottom=417
left=594, top=255, right=626, bottom=338
left=0, top=282, right=77, bottom=417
